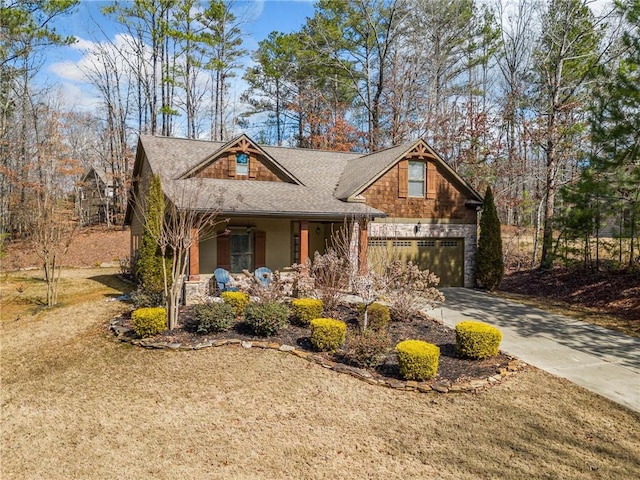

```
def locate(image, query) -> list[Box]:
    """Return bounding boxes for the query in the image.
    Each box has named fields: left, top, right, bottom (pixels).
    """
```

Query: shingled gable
left=335, top=138, right=483, bottom=204
left=177, top=133, right=302, bottom=185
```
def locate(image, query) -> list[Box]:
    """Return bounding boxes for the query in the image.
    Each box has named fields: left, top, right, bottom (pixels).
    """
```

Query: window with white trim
left=408, top=161, right=425, bottom=197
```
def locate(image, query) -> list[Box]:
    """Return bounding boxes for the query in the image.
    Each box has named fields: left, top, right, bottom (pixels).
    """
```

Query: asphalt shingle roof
left=333, top=142, right=415, bottom=200
left=138, top=135, right=385, bottom=218
left=135, top=134, right=482, bottom=219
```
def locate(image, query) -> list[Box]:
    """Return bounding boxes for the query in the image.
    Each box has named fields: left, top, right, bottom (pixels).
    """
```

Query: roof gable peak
left=177, top=134, right=302, bottom=184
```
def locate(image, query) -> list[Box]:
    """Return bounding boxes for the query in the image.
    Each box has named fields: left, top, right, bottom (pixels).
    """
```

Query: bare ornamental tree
left=133, top=175, right=229, bottom=330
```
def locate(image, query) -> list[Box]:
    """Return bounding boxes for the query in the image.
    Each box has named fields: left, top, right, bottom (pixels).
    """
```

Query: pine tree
left=587, top=0, right=640, bottom=268
left=135, top=175, right=166, bottom=302
left=476, top=186, right=504, bottom=290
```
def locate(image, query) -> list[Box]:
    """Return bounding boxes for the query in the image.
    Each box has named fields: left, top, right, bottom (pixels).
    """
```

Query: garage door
left=368, top=238, right=464, bottom=287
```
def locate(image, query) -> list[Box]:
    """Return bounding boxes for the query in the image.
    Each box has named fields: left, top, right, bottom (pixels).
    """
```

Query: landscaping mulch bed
left=114, top=304, right=514, bottom=388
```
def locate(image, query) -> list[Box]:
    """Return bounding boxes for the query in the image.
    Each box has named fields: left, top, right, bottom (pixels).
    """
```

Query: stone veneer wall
left=183, top=274, right=215, bottom=305
left=368, top=222, right=478, bottom=287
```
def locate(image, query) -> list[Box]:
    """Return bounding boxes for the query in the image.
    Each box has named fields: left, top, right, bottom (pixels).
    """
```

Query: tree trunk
left=540, top=178, right=556, bottom=269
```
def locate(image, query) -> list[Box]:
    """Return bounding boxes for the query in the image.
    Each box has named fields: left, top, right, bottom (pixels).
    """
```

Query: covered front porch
left=184, top=216, right=370, bottom=301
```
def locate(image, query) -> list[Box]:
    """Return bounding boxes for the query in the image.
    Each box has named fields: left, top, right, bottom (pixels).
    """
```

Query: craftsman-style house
left=125, top=134, right=483, bottom=295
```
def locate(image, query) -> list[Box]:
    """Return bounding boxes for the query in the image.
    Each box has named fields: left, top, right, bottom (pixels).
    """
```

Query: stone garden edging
left=109, top=318, right=524, bottom=394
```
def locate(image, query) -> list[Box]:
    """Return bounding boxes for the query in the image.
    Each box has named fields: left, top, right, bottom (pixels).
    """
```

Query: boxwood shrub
left=395, top=340, right=440, bottom=380
left=310, top=318, right=346, bottom=352
left=131, top=307, right=167, bottom=338
left=192, top=301, right=235, bottom=334
left=455, top=320, right=502, bottom=359
left=244, top=302, right=289, bottom=337
left=359, top=302, right=391, bottom=332
left=290, top=298, right=323, bottom=325
left=221, top=291, right=250, bottom=316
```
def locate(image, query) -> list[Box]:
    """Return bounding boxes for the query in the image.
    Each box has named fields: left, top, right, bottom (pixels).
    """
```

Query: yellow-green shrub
left=221, top=291, right=250, bottom=316
left=395, top=340, right=440, bottom=380
left=455, top=320, right=502, bottom=359
left=131, top=307, right=167, bottom=338
left=359, top=302, right=390, bottom=331
left=291, top=298, right=323, bottom=325
left=310, top=318, right=346, bottom=352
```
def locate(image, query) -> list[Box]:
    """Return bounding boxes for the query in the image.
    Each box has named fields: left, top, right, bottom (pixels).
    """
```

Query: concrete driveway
left=422, top=288, right=640, bottom=413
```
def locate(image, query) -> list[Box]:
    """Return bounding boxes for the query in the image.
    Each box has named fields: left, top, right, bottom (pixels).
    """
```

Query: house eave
left=465, top=199, right=483, bottom=209
left=189, top=208, right=386, bottom=220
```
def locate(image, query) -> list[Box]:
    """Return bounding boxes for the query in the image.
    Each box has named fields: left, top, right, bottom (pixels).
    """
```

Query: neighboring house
left=125, top=134, right=483, bottom=297
left=77, top=167, right=115, bottom=226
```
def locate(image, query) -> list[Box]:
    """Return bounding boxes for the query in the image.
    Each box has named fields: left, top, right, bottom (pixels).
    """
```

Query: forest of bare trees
left=1, top=0, right=639, bottom=271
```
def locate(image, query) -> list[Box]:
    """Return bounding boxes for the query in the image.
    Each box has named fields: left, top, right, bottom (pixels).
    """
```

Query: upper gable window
left=236, top=152, right=249, bottom=176
left=408, top=161, right=425, bottom=197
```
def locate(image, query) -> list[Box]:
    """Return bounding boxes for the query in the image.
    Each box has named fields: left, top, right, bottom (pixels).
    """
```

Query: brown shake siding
left=194, top=153, right=285, bottom=182
left=361, top=160, right=475, bottom=222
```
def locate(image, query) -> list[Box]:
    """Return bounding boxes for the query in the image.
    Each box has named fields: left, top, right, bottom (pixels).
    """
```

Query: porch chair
left=254, top=267, right=273, bottom=287
left=214, top=268, right=238, bottom=293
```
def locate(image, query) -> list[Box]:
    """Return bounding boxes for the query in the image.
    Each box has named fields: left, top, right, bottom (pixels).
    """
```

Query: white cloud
left=58, top=82, right=102, bottom=112
left=49, top=61, right=86, bottom=82
left=69, top=37, right=98, bottom=52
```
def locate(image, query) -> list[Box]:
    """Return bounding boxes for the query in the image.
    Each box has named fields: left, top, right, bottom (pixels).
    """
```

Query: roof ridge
left=261, top=144, right=364, bottom=157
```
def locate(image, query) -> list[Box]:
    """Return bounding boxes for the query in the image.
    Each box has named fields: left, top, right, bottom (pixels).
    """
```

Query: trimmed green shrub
left=192, top=301, right=235, bottom=334
left=476, top=185, right=504, bottom=290
left=131, top=307, right=167, bottom=338
left=310, top=318, right=346, bottom=352
left=358, top=302, right=390, bottom=331
left=244, top=302, right=289, bottom=336
left=395, top=340, right=440, bottom=380
left=134, top=174, right=170, bottom=297
left=290, top=298, right=323, bottom=325
left=455, top=320, right=502, bottom=359
left=221, top=291, right=250, bottom=316
left=346, top=329, right=391, bottom=368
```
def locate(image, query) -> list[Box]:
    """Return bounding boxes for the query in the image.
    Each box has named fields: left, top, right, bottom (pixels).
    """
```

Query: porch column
left=188, top=228, right=200, bottom=280
left=358, top=219, right=369, bottom=275
left=300, top=220, right=310, bottom=266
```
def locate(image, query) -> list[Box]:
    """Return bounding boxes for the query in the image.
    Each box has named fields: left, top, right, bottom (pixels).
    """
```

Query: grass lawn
left=1, top=268, right=639, bottom=479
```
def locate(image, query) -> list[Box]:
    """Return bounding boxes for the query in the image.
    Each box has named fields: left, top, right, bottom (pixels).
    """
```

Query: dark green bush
left=131, top=307, right=167, bottom=338
left=346, top=329, right=391, bottom=368
left=134, top=174, right=170, bottom=297
left=192, top=301, right=235, bottom=334
left=395, top=340, right=440, bottom=380
left=290, top=298, right=323, bottom=325
left=310, top=318, right=347, bottom=352
left=476, top=185, right=504, bottom=290
left=130, top=288, right=164, bottom=308
left=455, top=320, right=502, bottom=359
left=244, top=302, right=289, bottom=336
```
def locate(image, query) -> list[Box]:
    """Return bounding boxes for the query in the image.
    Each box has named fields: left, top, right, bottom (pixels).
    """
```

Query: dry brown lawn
left=1, top=268, right=639, bottom=479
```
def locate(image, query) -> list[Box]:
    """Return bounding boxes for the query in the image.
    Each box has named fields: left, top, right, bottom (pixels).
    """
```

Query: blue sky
left=42, top=0, right=315, bottom=111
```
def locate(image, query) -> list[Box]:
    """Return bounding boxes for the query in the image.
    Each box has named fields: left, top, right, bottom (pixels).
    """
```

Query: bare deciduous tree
left=133, top=175, right=229, bottom=329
